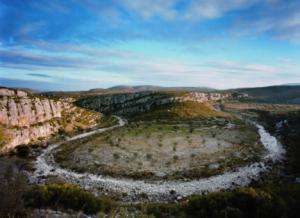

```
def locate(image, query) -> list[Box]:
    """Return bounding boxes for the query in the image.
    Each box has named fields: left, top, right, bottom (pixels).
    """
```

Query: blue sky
left=0, top=0, right=300, bottom=91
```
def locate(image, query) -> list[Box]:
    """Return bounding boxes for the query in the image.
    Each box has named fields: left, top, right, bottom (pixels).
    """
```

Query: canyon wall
left=76, top=91, right=231, bottom=116
left=0, top=88, right=102, bottom=151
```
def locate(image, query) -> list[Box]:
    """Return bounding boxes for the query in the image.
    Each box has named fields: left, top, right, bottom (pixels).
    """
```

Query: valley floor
left=32, top=116, right=284, bottom=202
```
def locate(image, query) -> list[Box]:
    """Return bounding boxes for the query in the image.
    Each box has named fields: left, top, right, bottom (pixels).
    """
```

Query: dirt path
left=33, top=116, right=285, bottom=202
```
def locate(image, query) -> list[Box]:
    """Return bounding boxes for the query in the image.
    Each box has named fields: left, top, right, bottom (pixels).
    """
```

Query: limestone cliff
left=76, top=91, right=230, bottom=116
left=0, top=88, right=102, bottom=151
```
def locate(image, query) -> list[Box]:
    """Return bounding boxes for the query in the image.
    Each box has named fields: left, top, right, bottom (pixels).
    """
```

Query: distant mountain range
left=41, top=85, right=216, bottom=97
left=90, top=85, right=216, bottom=93
left=3, top=83, right=300, bottom=104
left=282, top=83, right=300, bottom=86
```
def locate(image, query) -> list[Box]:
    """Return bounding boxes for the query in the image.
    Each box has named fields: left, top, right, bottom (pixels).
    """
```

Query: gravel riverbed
left=33, top=116, right=285, bottom=202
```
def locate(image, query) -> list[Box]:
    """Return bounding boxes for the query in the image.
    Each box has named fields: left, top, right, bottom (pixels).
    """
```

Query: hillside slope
left=232, top=85, right=300, bottom=104
left=132, top=101, right=231, bottom=121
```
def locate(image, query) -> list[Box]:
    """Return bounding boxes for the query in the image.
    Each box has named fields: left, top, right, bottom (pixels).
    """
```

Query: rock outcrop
left=76, top=91, right=230, bottom=116
left=0, top=88, right=102, bottom=151
left=0, top=91, right=64, bottom=127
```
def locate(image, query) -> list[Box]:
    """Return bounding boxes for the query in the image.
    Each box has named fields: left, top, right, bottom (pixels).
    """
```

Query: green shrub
left=15, top=144, right=30, bottom=158
left=113, top=153, right=120, bottom=159
left=25, top=184, right=116, bottom=214
left=142, top=185, right=300, bottom=218
left=0, top=167, right=27, bottom=217
left=58, top=128, right=66, bottom=135
left=173, top=155, right=179, bottom=162
left=146, top=153, right=152, bottom=160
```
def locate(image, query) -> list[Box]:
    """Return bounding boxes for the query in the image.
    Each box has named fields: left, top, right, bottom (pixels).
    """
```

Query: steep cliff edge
left=76, top=91, right=231, bottom=116
left=0, top=88, right=103, bottom=151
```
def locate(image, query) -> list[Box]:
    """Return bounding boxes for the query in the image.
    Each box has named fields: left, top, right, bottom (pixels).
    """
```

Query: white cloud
left=233, top=2, right=300, bottom=43
left=1, top=39, right=299, bottom=89
left=116, top=0, right=300, bottom=43
left=116, top=0, right=260, bottom=21
left=117, top=0, right=178, bottom=20
left=207, top=60, right=278, bottom=74
left=275, top=57, right=294, bottom=63
left=183, top=0, right=258, bottom=20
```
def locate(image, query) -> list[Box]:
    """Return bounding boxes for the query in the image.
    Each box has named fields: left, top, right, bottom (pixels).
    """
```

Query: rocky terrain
left=76, top=91, right=230, bottom=116
left=0, top=88, right=103, bottom=151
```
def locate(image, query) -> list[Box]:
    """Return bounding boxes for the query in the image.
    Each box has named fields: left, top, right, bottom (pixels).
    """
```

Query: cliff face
left=76, top=91, right=230, bottom=116
left=0, top=88, right=102, bottom=151
left=0, top=90, right=64, bottom=127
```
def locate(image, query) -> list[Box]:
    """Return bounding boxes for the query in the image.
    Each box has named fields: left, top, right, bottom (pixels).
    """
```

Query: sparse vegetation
left=53, top=118, right=263, bottom=181
left=132, top=101, right=232, bottom=122
left=0, top=126, right=11, bottom=148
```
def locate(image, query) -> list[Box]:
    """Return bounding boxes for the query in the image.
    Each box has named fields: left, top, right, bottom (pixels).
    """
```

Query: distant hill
left=282, top=83, right=300, bottom=86
left=12, top=84, right=300, bottom=105
left=41, top=85, right=216, bottom=98
left=232, top=85, right=300, bottom=104
left=104, top=85, right=215, bottom=93
left=0, top=86, right=41, bottom=95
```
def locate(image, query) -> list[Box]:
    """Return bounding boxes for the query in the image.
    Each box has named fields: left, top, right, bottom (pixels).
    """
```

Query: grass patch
left=131, top=101, right=233, bottom=122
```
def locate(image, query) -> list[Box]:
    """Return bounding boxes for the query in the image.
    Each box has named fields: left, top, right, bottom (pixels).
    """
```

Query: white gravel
left=33, top=117, right=285, bottom=201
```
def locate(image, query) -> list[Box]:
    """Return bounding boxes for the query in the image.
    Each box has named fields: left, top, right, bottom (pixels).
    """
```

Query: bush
left=146, top=153, right=152, bottom=160
left=58, top=128, right=66, bottom=135
left=25, top=184, right=116, bottom=214
left=173, top=155, right=179, bottom=162
left=15, top=144, right=30, bottom=158
left=186, top=186, right=300, bottom=218
left=142, top=185, right=300, bottom=218
left=0, top=167, right=27, bottom=217
left=113, top=153, right=120, bottom=159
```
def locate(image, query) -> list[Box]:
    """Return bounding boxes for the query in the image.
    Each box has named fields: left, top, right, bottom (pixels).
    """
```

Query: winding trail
left=33, top=116, right=285, bottom=201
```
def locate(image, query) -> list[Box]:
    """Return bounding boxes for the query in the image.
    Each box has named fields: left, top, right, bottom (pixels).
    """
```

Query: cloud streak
left=1, top=40, right=298, bottom=90
left=27, top=73, right=52, bottom=78
left=1, top=0, right=300, bottom=43
left=1, top=0, right=299, bottom=90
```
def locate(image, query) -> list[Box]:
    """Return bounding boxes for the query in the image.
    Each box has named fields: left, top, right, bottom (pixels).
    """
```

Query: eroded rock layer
left=0, top=88, right=102, bottom=151
left=76, top=91, right=230, bottom=115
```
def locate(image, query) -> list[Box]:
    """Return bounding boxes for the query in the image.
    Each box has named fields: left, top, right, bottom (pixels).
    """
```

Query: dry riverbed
left=32, top=116, right=284, bottom=202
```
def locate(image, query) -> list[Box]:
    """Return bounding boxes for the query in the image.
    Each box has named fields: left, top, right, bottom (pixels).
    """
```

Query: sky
left=0, top=0, right=300, bottom=91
